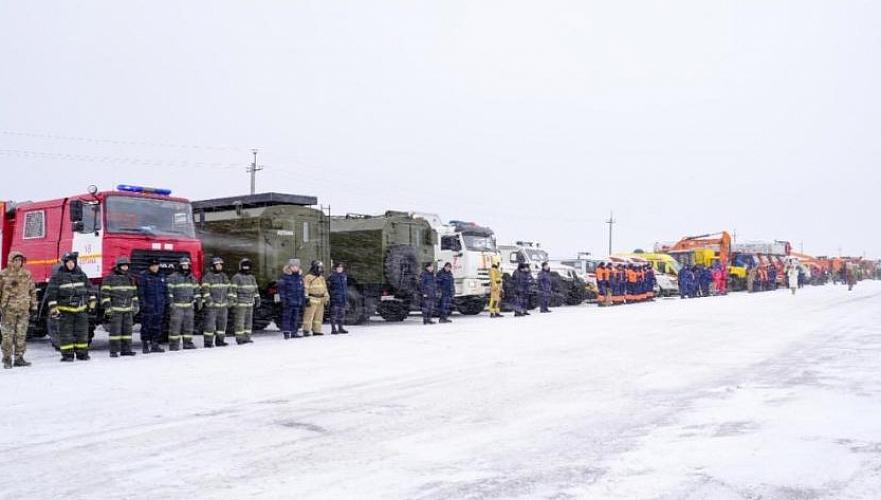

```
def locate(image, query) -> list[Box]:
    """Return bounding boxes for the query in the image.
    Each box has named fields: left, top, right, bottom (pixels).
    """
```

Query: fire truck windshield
left=463, top=234, right=497, bottom=252
left=105, top=196, right=195, bottom=238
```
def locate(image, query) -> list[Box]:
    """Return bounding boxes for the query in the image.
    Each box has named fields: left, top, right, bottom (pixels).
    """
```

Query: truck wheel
left=384, top=245, right=420, bottom=297
left=252, top=303, right=274, bottom=331
left=378, top=302, right=408, bottom=322
left=26, top=314, right=48, bottom=338
left=345, top=288, right=367, bottom=325
left=456, top=298, right=486, bottom=315
left=501, top=273, right=516, bottom=312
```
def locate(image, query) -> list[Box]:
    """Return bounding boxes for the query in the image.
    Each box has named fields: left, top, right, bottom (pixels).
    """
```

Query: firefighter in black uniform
left=45, top=252, right=96, bottom=362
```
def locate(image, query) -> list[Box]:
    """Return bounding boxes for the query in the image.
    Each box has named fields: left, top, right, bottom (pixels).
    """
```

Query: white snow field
left=2, top=282, right=881, bottom=500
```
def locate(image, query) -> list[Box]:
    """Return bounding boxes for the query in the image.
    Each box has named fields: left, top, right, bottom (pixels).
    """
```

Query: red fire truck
left=0, top=184, right=203, bottom=337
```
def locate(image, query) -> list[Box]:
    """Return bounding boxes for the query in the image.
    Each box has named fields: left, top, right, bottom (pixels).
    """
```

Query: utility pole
left=605, top=211, right=616, bottom=255
left=247, top=149, right=263, bottom=195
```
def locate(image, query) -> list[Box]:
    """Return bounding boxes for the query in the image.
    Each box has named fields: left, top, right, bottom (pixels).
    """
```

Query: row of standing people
left=678, top=264, right=728, bottom=298
left=595, top=263, right=657, bottom=305
left=34, top=252, right=351, bottom=364
left=745, top=264, right=779, bottom=293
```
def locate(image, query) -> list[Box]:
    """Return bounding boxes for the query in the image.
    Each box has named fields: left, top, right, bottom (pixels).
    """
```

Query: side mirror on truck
left=69, top=200, right=84, bottom=232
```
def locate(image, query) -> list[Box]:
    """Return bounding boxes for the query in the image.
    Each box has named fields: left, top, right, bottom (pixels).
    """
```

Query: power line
left=0, top=129, right=247, bottom=152
left=0, top=148, right=242, bottom=170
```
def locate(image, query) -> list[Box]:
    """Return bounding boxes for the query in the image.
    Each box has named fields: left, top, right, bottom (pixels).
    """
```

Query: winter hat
left=288, top=258, right=301, bottom=268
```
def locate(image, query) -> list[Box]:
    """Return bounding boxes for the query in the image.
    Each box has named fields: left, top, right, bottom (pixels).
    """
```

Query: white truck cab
left=413, top=213, right=498, bottom=315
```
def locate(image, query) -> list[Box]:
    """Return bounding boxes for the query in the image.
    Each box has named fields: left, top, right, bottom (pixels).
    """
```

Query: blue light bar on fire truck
left=116, top=185, right=172, bottom=196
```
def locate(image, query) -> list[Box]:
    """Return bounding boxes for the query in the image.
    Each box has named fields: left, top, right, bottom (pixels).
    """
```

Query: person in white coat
left=786, top=259, right=800, bottom=295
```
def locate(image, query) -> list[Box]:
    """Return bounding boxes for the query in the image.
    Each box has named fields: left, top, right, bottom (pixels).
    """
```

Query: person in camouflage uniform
left=0, top=251, right=37, bottom=369
left=166, top=257, right=201, bottom=351
left=46, top=252, right=96, bottom=362
left=100, top=256, right=139, bottom=357
left=201, top=257, right=234, bottom=348
left=231, top=258, right=260, bottom=344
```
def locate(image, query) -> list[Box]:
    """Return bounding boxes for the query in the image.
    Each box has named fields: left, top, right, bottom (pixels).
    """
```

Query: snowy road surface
left=2, top=283, right=881, bottom=499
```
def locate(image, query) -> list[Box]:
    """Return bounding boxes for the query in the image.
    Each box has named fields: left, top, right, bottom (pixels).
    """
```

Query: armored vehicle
left=330, top=211, right=436, bottom=322
left=192, top=192, right=330, bottom=331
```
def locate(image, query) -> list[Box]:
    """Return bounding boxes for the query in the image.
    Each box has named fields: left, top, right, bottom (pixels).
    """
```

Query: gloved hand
left=104, top=309, right=112, bottom=320
left=50, top=306, right=60, bottom=319
left=88, top=300, right=97, bottom=312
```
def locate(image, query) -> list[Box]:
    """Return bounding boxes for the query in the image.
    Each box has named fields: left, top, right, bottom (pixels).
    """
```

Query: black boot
left=60, top=353, right=74, bottom=362
left=215, top=337, right=228, bottom=347
left=169, top=342, right=181, bottom=352
left=302, top=331, right=312, bottom=337
left=339, top=327, right=349, bottom=334
left=75, top=351, right=90, bottom=361
left=2, top=358, right=11, bottom=369
left=13, top=357, right=31, bottom=367
left=151, top=342, right=165, bottom=353
left=331, top=325, right=339, bottom=335
left=439, top=317, right=451, bottom=323
left=183, top=340, right=196, bottom=350
left=120, top=350, right=136, bottom=357
left=292, top=331, right=303, bottom=338
left=110, top=352, right=119, bottom=358
left=142, top=342, right=151, bottom=354
left=283, top=331, right=291, bottom=339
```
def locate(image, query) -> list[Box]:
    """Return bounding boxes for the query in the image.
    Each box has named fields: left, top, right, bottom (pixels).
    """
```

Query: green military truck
left=330, top=211, right=436, bottom=323
left=192, top=192, right=331, bottom=331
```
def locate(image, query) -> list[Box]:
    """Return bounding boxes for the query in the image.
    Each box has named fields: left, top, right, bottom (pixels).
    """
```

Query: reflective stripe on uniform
left=172, top=303, right=194, bottom=308
left=57, top=305, right=87, bottom=313
left=59, top=282, right=85, bottom=289
left=59, top=344, right=74, bottom=351
left=168, top=335, right=181, bottom=340
left=74, top=343, right=89, bottom=349
left=101, top=285, right=137, bottom=291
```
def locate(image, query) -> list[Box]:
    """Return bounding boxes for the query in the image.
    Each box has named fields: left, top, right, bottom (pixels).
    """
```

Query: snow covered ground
left=2, top=282, right=881, bottom=500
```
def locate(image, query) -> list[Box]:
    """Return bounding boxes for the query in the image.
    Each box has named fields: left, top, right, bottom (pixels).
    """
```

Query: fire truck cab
left=0, top=185, right=203, bottom=337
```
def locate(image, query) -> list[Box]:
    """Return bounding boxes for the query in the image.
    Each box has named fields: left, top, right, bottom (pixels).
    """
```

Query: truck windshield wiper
left=115, top=226, right=156, bottom=235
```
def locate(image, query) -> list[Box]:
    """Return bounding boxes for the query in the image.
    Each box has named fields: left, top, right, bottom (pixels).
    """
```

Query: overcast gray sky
left=1, top=1, right=879, bottom=258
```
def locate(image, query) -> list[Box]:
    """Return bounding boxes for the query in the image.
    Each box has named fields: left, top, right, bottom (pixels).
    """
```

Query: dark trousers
left=422, top=295, right=435, bottom=322
left=515, top=292, right=529, bottom=313
left=330, top=302, right=346, bottom=327
left=539, top=292, right=550, bottom=312
left=281, top=304, right=303, bottom=333
left=140, top=311, right=164, bottom=343
left=58, top=311, right=89, bottom=356
left=439, top=295, right=452, bottom=319
left=108, top=312, right=134, bottom=354
left=202, top=306, right=229, bottom=345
